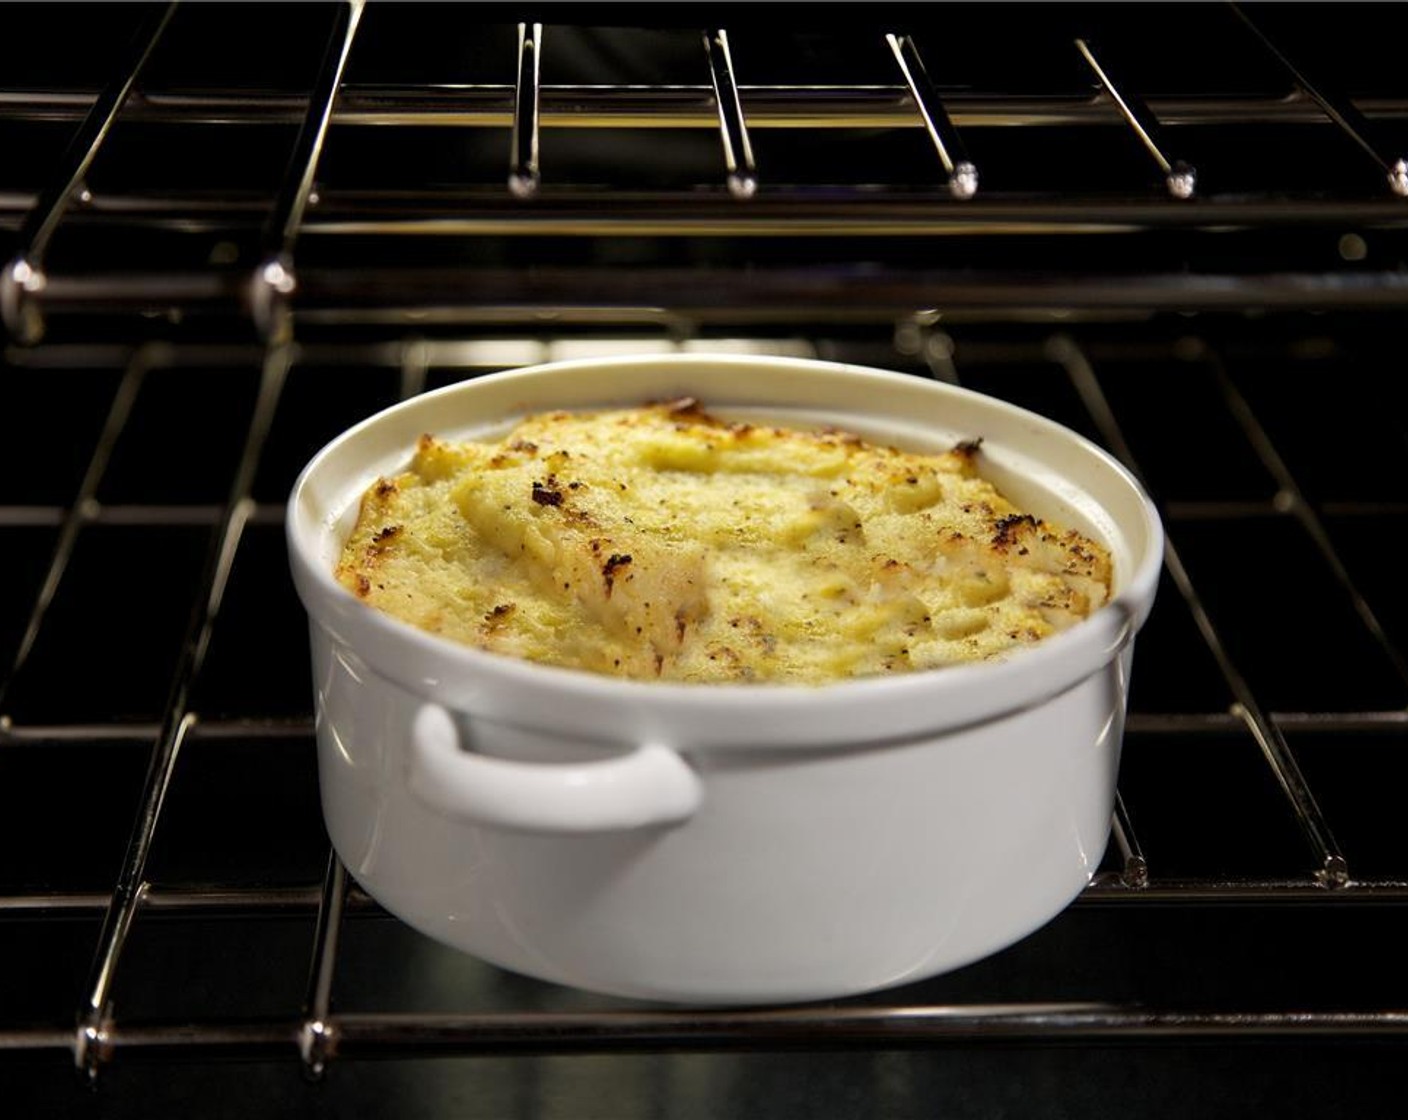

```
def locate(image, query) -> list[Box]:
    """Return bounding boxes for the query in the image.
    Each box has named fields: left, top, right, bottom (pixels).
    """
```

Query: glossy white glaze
left=289, top=355, right=1162, bottom=1004
left=408, top=703, right=703, bottom=832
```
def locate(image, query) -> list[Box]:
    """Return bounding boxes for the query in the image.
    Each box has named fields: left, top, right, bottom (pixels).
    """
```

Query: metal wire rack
left=1, top=2, right=1407, bottom=1106
left=3, top=1, right=1408, bottom=335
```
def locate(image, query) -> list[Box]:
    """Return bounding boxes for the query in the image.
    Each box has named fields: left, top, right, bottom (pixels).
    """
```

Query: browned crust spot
left=484, top=603, right=515, bottom=626
left=602, top=553, right=633, bottom=598
left=992, top=513, right=1038, bottom=550
left=662, top=396, right=706, bottom=418
left=531, top=480, right=564, bottom=507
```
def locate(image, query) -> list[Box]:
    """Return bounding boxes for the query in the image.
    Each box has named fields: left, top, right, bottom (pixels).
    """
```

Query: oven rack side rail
left=7, top=1007, right=1408, bottom=1067
left=5, top=871, right=1408, bottom=921
left=18, top=268, right=1408, bottom=344
left=5, top=84, right=1408, bottom=131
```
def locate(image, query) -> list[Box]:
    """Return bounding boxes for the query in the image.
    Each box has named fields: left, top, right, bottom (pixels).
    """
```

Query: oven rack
left=2, top=1, right=1407, bottom=1096
left=6, top=2, right=1408, bottom=346
left=2, top=319, right=1407, bottom=1078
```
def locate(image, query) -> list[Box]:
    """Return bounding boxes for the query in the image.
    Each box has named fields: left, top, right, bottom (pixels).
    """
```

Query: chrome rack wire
left=1052, top=335, right=1350, bottom=887
left=703, top=28, right=757, bottom=199
left=0, top=2, right=176, bottom=344
left=71, top=344, right=289, bottom=1079
left=1073, top=38, right=1196, bottom=200
left=885, top=32, right=978, bottom=200
left=251, top=0, right=364, bottom=345
left=507, top=22, right=542, bottom=198
left=1229, top=2, right=1408, bottom=196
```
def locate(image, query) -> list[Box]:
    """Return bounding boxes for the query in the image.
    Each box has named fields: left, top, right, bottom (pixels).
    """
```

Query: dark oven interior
left=3, top=3, right=1407, bottom=1116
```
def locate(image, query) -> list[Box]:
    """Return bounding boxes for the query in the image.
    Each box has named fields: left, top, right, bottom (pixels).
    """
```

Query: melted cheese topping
left=336, top=399, right=1112, bottom=684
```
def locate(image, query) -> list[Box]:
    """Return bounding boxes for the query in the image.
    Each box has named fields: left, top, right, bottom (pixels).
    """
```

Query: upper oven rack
left=5, top=1, right=1408, bottom=345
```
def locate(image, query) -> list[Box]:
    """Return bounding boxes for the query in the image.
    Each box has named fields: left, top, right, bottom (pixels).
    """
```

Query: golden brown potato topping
left=336, top=400, right=1111, bottom=683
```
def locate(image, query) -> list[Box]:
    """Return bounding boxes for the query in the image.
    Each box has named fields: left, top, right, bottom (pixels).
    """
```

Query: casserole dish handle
left=408, top=704, right=702, bottom=833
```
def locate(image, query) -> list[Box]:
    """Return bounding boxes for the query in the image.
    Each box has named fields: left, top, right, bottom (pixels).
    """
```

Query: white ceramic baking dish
left=287, top=354, right=1163, bottom=1005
